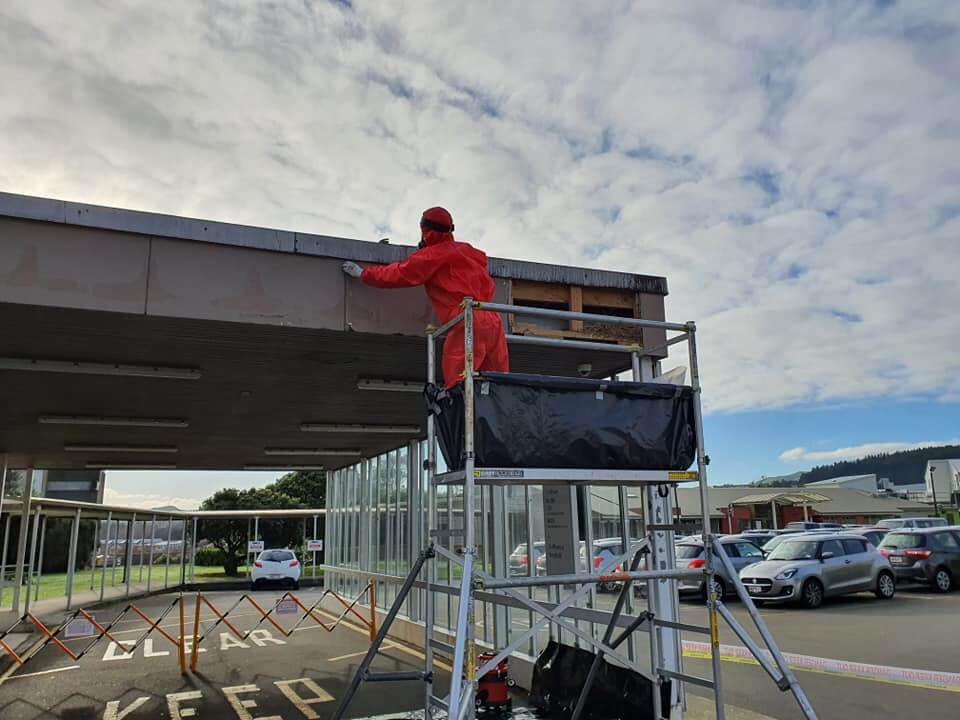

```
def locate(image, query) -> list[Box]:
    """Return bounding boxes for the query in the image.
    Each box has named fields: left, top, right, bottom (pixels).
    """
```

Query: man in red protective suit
left=342, top=207, right=509, bottom=387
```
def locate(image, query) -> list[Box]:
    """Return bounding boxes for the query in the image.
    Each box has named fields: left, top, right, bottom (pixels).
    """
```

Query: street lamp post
left=929, top=466, right=940, bottom=517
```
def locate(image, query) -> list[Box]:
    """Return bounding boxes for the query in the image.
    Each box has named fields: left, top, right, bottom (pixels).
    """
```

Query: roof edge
left=0, top=191, right=668, bottom=294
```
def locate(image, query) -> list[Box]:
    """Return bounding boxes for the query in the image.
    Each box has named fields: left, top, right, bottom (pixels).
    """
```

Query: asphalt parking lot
left=679, top=583, right=960, bottom=719
left=1, top=583, right=957, bottom=719
left=0, top=587, right=450, bottom=720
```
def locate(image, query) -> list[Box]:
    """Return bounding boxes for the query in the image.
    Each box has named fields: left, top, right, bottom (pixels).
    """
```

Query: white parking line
left=2, top=665, right=80, bottom=681
left=328, top=643, right=396, bottom=662
left=683, top=641, right=960, bottom=693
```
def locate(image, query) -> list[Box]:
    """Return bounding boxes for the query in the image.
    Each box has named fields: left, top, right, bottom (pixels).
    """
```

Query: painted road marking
left=683, top=641, right=960, bottom=693
left=3, top=664, right=80, bottom=680
left=328, top=642, right=396, bottom=662
left=274, top=678, right=334, bottom=719
left=103, top=696, right=150, bottom=720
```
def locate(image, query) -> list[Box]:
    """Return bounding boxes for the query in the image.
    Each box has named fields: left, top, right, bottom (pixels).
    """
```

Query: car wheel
left=875, top=571, right=895, bottom=600
left=293, top=581, right=300, bottom=591
left=702, top=576, right=725, bottom=602
left=933, top=567, right=953, bottom=593
left=800, top=579, right=824, bottom=609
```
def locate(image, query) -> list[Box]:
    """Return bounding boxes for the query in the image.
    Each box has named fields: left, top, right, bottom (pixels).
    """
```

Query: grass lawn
left=0, top=563, right=323, bottom=609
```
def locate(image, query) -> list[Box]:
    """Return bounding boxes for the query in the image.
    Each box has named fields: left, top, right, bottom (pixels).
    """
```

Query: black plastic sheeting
left=529, top=641, right=671, bottom=720
left=426, top=372, right=696, bottom=471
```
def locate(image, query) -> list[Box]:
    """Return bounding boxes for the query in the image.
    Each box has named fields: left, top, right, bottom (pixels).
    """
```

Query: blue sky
left=2, top=1, right=958, bottom=506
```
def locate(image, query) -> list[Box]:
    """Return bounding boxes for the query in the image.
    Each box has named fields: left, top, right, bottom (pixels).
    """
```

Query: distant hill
left=797, top=445, right=960, bottom=487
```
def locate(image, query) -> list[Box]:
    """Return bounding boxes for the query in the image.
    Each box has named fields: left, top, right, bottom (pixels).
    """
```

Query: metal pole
left=100, top=511, right=113, bottom=601
left=179, top=520, right=188, bottom=586
left=686, top=323, right=725, bottom=720
left=11, top=469, right=34, bottom=614
left=424, top=331, right=437, bottom=718
left=312, top=515, right=318, bottom=582
left=66, top=508, right=81, bottom=609
left=253, top=516, right=260, bottom=575
left=111, top=519, right=119, bottom=587
left=124, top=513, right=136, bottom=598
left=450, top=297, right=477, bottom=720
left=0, top=513, right=11, bottom=608
left=191, top=517, right=198, bottom=584
left=139, top=518, right=146, bottom=583
left=930, top=466, right=940, bottom=516
left=0, top=456, right=7, bottom=509
left=33, top=515, right=48, bottom=602
left=147, top=515, right=157, bottom=592
left=475, top=301, right=689, bottom=332
left=24, top=505, right=41, bottom=614
left=165, top=515, right=173, bottom=588
left=90, top=518, right=99, bottom=591
left=771, top=500, right=778, bottom=530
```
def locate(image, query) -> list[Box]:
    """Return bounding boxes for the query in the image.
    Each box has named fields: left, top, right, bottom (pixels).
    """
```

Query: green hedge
left=194, top=546, right=228, bottom=567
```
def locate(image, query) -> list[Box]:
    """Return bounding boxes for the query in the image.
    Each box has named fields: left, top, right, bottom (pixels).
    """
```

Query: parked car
left=739, top=533, right=895, bottom=608
left=674, top=535, right=765, bottom=600
left=761, top=528, right=833, bottom=555
left=876, top=517, right=948, bottom=530
left=784, top=521, right=842, bottom=531
left=508, top=542, right=545, bottom=576
left=251, top=549, right=301, bottom=589
left=877, top=528, right=960, bottom=592
left=738, top=529, right=778, bottom=546
left=584, top=538, right=627, bottom=592
left=847, top=527, right=888, bottom=548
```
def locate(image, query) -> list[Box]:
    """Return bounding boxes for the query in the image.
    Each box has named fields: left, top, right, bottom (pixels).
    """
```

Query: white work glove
left=342, top=261, right=363, bottom=279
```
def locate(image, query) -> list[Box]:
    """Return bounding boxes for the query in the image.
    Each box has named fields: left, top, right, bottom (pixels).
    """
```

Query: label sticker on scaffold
left=667, top=471, right=698, bottom=481
left=475, top=469, right=524, bottom=479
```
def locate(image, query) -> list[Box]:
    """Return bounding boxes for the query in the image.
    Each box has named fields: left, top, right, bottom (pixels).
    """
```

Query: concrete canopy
left=0, top=192, right=670, bottom=471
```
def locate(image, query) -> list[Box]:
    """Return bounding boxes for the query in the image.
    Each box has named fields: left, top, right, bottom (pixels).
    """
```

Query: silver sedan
left=739, top=533, right=896, bottom=609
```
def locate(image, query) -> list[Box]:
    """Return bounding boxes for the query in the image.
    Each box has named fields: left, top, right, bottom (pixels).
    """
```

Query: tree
left=271, top=471, right=326, bottom=508
left=198, top=487, right=300, bottom=576
left=199, top=489, right=248, bottom=576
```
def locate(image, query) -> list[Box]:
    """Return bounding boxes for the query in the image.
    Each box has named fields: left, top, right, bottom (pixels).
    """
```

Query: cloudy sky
left=2, top=1, right=959, bottom=503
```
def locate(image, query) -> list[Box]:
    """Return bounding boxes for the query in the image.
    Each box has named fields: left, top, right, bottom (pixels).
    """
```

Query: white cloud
left=103, top=486, right=203, bottom=511
left=779, top=439, right=960, bottom=464
left=1, top=1, right=959, bottom=413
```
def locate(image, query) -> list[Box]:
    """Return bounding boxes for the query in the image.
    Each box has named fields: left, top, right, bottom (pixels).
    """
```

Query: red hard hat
left=420, top=206, right=454, bottom=233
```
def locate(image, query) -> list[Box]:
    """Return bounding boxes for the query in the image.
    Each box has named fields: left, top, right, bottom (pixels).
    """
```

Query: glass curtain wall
left=325, top=445, right=646, bottom=666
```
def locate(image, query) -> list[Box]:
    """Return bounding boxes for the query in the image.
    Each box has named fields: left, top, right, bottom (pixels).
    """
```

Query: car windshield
left=878, top=533, right=925, bottom=550
left=260, top=550, right=294, bottom=562
left=767, top=540, right=820, bottom=561
left=675, top=544, right=703, bottom=559
left=510, top=544, right=528, bottom=557
left=762, top=535, right=789, bottom=551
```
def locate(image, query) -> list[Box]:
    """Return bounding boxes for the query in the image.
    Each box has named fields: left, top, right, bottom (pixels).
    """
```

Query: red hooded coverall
left=360, top=230, right=509, bottom=387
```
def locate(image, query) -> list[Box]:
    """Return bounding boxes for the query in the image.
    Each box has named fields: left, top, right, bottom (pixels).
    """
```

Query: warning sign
left=248, top=540, right=265, bottom=553
left=307, top=539, right=323, bottom=552
left=276, top=600, right=298, bottom=616
left=65, top=616, right=95, bottom=639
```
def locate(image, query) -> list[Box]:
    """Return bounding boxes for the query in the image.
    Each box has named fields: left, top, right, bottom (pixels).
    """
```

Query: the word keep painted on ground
left=103, top=677, right=333, bottom=720
left=101, top=629, right=286, bottom=661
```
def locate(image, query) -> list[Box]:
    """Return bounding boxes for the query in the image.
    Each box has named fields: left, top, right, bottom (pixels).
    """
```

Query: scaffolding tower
left=334, top=300, right=817, bottom=720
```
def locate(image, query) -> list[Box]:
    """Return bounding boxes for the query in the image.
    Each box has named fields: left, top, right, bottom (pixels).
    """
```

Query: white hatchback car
left=251, top=549, right=301, bottom=590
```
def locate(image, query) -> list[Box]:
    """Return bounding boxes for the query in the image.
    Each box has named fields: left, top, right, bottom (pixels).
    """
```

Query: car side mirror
left=821, top=551, right=834, bottom=561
